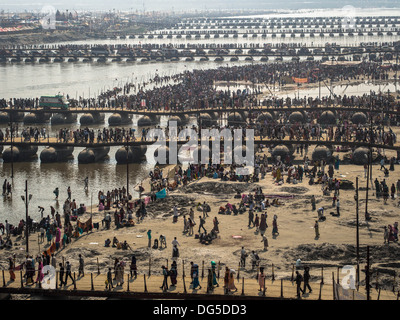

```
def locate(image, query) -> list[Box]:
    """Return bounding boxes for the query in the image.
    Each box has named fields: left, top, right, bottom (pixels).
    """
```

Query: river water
left=1, top=8, right=400, bottom=225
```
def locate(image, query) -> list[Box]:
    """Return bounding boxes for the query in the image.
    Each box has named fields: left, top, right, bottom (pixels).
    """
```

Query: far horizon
left=1, top=0, right=400, bottom=13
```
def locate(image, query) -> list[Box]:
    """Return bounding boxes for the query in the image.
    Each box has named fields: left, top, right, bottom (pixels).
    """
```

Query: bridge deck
left=1, top=136, right=399, bottom=151
left=0, top=272, right=395, bottom=300
left=0, top=105, right=398, bottom=115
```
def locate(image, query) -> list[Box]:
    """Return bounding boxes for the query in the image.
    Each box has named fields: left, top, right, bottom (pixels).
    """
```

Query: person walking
left=147, top=229, right=152, bottom=247
left=64, top=261, right=75, bottom=286
left=303, top=266, right=312, bottom=294
left=295, top=271, right=305, bottom=298
left=336, top=199, right=340, bottom=216
left=262, top=235, right=269, bottom=251
left=311, top=195, right=316, bottom=211
left=258, top=267, right=266, bottom=292
left=160, top=265, right=169, bottom=291
left=314, top=220, right=320, bottom=239
left=106, top=267, right=114, bottom=290
left=78, top=254, right=84, bottom=278
left=198, top=216, right=206, bottom=233
left=227, top=270, right=237, bottom=293
left=192, top=264, right=201, bottom=290
left=240, top=247, right=247, bottom=268
left=248, top=209, right=255, bottom=228
left=58, top=262, right=65, bottom=286
left=130, top=255, right=137, bottom=279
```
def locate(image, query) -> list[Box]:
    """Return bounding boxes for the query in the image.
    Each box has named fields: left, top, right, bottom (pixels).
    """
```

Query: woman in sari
left=8, top=257, right=15, bottom=282
left=227, top=270, right=237, bottom=293
left=211, top=261, right=219, bottom=287
left=35, top=258, right=44, bottom=284
left=223, top=266, right=230, bottom=289
left=170, top=261, right=178, bottom=286
left=192, top=264, right=201, bottom=290
left=115, top=262, right=124, bottom=286
left=272, top=215, right=279, bottom=236
left=258, top=267, right=266, bottom=292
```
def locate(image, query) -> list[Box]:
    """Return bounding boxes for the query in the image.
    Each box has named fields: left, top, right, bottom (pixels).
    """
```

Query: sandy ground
left=2, top=142, right=400, bottom=296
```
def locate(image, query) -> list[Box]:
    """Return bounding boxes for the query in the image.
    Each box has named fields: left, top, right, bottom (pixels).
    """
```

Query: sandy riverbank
left=1, top=141, right=400, bottom=295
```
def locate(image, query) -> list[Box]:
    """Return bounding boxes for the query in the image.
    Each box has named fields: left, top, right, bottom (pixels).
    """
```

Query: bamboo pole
left=73, top=272, right=76, bottom=290
left=321, top=267, right=324, bottom=284
left=272, top=264, right=275, bottom=281
left=2, top=270, right=5, bottom=287
left=91, top=273, right=94, bottom=290
left=183, top=274, right=187, bottom=293
left=144, top=274, right=148, bottom=292
left=97, top=258, right=100, bottom=275
left=201, top=261, right=204, bottom=280
left=127, top=274, right=130, bottom=292
left=241, top=277, right=245, bottom=296
left=280, top=279, right=283, bottom=298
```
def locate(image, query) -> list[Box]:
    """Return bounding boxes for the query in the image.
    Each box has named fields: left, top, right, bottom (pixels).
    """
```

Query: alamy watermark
left=40, top=6, right=56, bottom=30
left=145, top=121, right=254, bottom=175
left=341, top=5, right=357, bottom=31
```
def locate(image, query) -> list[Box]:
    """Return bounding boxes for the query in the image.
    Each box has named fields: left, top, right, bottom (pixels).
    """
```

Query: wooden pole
left=182, top=260, right=185, bottom=278
left=148, top=257, right=151, bottom=276
left=337, top=267, right=340, bottom=284
left=183, top=275, right=187, bottom=293
left=318, top=281, right=322, bottom=300
left=241, top=277, right=245, bottom=296
left=377, top=288, right=381, bottom=300
left=332, top=272, right=335, bottom=300
left=237, top=262, right=240, bottom=281
left=217, top=261, right=220, bottom=279
left=321, top=267, right=324, bottom=284
left=272, top=263, right=275, bottom=281
left=91, top=273, right=94, bottom=290
left=280, top=279, right=283, bottom=298
left=127, top=274, right=130, bottom=292
left=201, top=261, right=204, bottom=280
left=73, top=272, right=76, bottom=290
left=366, top=246, right=370, bottom=300
left=291, top=264, right=294, bottom=282
left=20, top=270, right=23, bottom=288
left=263, top=277, right=266, bottom=296
left=144, top=274, right=148, bottom=292
left=2, top=270, right=5, bottom=287
left=393, top=272, right=396, bottom=292
left=97, top=258, right=100, bottom=275
left=356, top=177, right=360, bottom=285
left=55, top=271, right=58, bottom=289
left=375, top=270, right=379, bottom=290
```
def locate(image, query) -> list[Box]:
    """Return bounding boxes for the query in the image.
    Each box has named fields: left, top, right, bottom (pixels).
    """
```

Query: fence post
left=2, top=270, right=5, bottom=287
left=148, top=257, right=151, bottom=276
left=291, top=264, right=294, bottom=282
left=337, top=267, right=340, bottom=284
left=183, top=275, right=187, bottom=294
left=201, top=261, right=204, bottom=280
left=97, top=258, right=100, bottom=275
left=332, top=272, right=335, bottom=300
left=280, top=279, right=283, bottom=298
left=272, top=264, right=275, bottom=281
left=237, top=262, right=240, bottom=281
left=263, top=277, right=266, bottom=297
left=127, top=274, right=130, bottom=292
left=241, top=277, right=245, bottom=296
left=144, top=274, right=148, bottom=292
left=73, top=272, right=76, bottom=290
left=318, top=282, right=322, bottom=300
left=182, top=260, right=185, bottom=278
left=91, top=273, right=94, bottom=290
left=321, top=267, right=324, bottom=284
left=377, top=288, right=381, bottom=300
left=20, top=270, right=23, bottom=288
left=393, top=272, right=396, bottom=292
left=218, top=261, right=220, bottom=280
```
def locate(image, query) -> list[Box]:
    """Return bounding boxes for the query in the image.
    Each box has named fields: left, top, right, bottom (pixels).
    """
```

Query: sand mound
left=280, top=186, right=309, bottom=194
left=181, top=182, right=253, bottom=195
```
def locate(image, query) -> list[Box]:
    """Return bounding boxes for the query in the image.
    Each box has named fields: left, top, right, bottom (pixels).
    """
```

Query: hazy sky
left=1, top=0, right=399, bottom=12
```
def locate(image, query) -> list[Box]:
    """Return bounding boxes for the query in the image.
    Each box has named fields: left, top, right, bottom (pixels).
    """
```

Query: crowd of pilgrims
left=0, top=59, right=397, bottom=113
